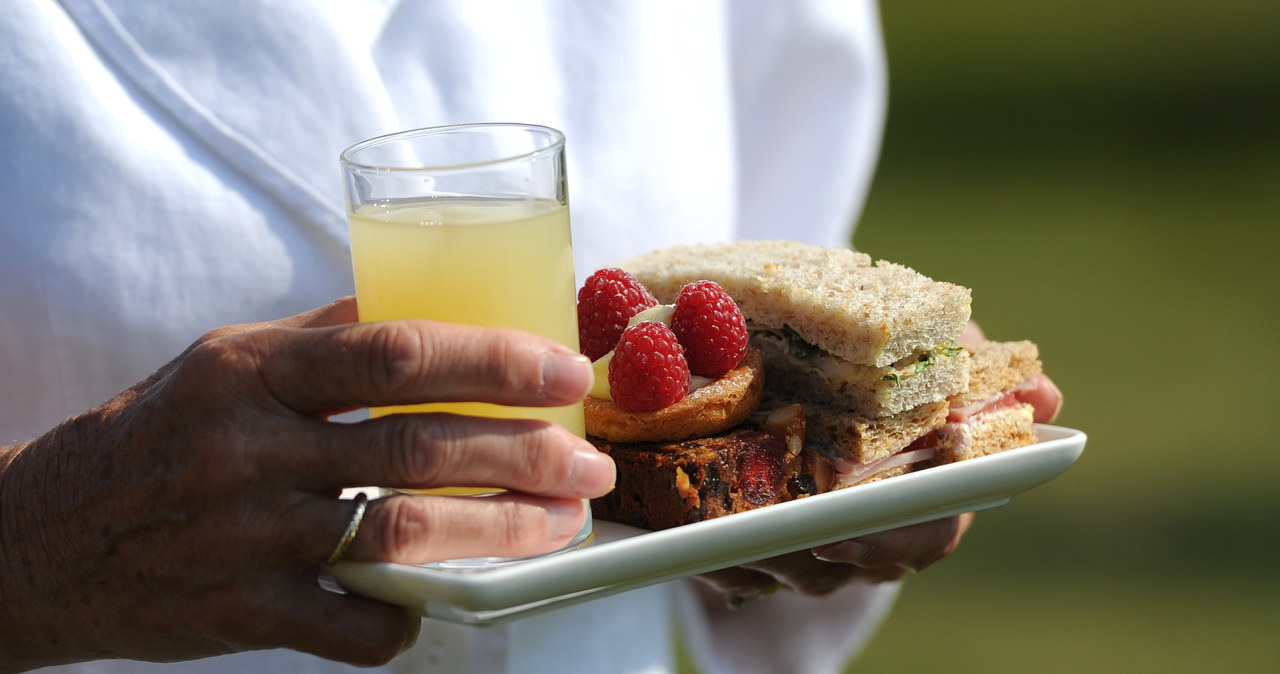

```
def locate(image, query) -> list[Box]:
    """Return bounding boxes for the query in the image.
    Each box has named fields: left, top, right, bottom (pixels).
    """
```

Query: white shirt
left=2, top=1, right=893, bottom=671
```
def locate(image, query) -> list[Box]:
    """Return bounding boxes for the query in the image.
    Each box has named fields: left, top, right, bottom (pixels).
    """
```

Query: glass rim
left=339, top=122, right=565, bottom=173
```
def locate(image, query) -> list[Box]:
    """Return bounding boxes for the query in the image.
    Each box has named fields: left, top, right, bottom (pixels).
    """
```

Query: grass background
left=846, top=2, right=1280, bottom=672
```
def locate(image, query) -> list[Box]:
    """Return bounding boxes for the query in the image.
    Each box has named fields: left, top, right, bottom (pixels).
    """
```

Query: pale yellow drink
left=348, top=197, right=583, bottom=494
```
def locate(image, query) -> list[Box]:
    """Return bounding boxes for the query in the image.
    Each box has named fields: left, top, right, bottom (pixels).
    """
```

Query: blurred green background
left=848, top=2, right=1280, bottom=672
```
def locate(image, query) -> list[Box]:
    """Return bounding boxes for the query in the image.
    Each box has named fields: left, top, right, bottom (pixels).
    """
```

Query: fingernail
left=547, top=499, right=586, bottom=539
left=726, top=592, right=761, bottom=610
left=1039, top=373, right=1064, bottom=422
left=813, top=541, right=874, bottom=564
left=570, top=446, right=616, bottom=496
left=541, top=351, right=593, bottom=402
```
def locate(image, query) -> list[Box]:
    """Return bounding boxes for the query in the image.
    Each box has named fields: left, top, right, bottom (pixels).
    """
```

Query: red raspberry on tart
left=670, top=280, right=749, bottom=379
left=577, top=268, right=658, bottom=361
left=607, top=321, right=690, bottom=412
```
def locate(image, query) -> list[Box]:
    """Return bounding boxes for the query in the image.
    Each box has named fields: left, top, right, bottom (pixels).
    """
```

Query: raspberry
left=577, top=268, right=658, bottom=361
left=670, top=280, right=749, bottom=378
left=608, top=322, right=690, bottom=412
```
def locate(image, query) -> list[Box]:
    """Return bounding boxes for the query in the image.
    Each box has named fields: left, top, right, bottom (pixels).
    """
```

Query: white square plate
left=329, top=425, right=1086, bottom=625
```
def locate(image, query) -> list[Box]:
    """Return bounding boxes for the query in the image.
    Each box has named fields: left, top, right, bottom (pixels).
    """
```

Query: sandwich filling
left=750, top=324, right=970, bottom=417
left=751, top=325, right=964, bottom=381
left=935, top=387, right=1038, bottom=464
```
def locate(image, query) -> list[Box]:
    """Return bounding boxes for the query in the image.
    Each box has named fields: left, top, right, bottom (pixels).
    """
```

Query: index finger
left=249, top=319, right=593, bottom=415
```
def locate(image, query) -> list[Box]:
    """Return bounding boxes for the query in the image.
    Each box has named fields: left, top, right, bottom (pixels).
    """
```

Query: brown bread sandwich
left=933, top=339, right=1042, bottom=463
left=582, top=240, right=1042, bottom=530
left=620, top=240, right=974, bottom=488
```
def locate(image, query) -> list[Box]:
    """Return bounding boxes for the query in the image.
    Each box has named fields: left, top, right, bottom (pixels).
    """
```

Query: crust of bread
left=953, top=340, right=1042, bottom=406
left=935, top=403, right=1037, bottom=463
left=797, top=398, right=950, bottom=465
left=618, top=240, right=972, bottom=367
left=584, top=348, right=765, bottom=442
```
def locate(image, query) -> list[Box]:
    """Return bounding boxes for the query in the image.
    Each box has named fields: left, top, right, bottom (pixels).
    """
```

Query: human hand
left=696, top=514, right=974, bottom=607
left=0, top=297, right=614, bottom=670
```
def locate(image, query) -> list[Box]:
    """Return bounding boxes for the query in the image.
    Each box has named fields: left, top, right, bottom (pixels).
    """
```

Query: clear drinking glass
left=340, top=123, right=589, bottom=566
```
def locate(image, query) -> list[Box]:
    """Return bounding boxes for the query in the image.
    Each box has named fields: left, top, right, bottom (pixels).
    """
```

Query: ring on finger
left=325, top=492, right=369, bottom=566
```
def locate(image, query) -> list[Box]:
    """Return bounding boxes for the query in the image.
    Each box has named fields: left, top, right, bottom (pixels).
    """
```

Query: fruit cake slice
left=589, top=407, right=831, bottom=530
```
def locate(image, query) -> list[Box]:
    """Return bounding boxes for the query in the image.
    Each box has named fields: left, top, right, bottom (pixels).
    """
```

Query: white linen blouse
left=2, top=1, right=896, bottom=672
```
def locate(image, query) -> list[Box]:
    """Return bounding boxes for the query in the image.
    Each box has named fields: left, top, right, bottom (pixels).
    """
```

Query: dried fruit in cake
left=736, top=440, right=786, bottom=506
left=577, top=267, right=659, bottom=361
left=607, top=321, right=690, bottom=412
left=670, top=279, right=749, bottom=379
left=589, top=409, right=833, bottom=531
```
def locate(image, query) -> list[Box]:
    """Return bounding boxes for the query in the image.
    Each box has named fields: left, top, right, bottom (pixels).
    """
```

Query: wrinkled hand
left=0, top=298, right=614, bottom=670
left=697, top=514, right=975, bottom=605
left=698, top=321, right=1063, bottom=607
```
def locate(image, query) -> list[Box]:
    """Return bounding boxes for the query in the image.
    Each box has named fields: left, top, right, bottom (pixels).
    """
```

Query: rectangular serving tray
left=330, top=425, right=1085, bottom=625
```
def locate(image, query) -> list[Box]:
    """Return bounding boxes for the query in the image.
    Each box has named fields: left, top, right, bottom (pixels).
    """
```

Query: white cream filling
left=588, top=304, right=710, bottom=401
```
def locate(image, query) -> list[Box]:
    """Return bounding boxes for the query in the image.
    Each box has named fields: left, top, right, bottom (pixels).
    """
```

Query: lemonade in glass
left=340, top=124, right=588, bottom=558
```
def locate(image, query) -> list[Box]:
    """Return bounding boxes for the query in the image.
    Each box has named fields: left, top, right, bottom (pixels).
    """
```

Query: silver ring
left=325, top=493, right=368, bottom=566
